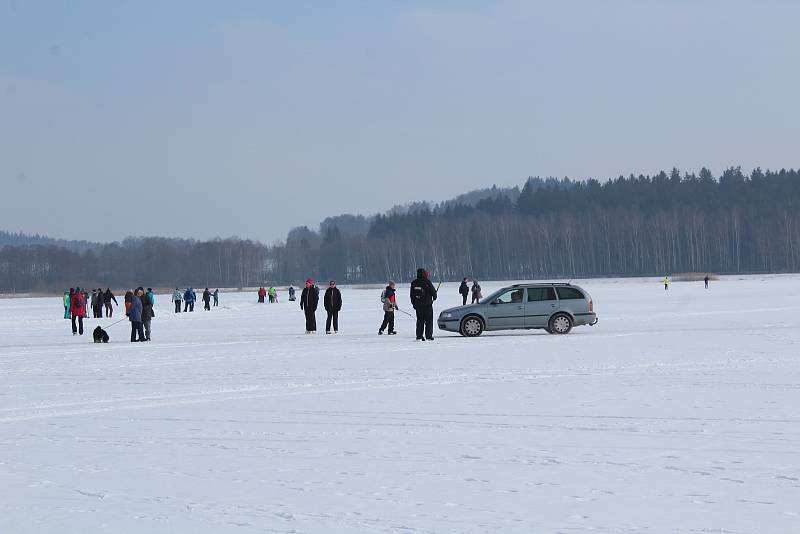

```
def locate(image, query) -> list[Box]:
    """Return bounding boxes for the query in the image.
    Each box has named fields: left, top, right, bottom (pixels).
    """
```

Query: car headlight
left=441, top=312, right=453, bottom=319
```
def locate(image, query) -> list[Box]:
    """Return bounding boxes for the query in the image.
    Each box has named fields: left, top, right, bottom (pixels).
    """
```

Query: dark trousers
left=184, top=301, right=189, bottom=311
left=185, top=301, right=194, bottom=312
left=130, top=321, right=145, bottom=342
left=94, top=305, right=103, bottom=318
left=204, top=299, right=210, bottom=310
left=71, top=315, right=84, bottom=335
left=326, top=310, right=339, bottom=332
left=175, top=300, right=181, bottom=313
left=105, top=303, right=113, bottom=317
left=304, top=309, right=317, bottom=332
left=462, top=294, right=468, bottom=305
left=380, top=311, right=395, bottom=333
left=415, top=306, right=434, bottom=340
left=143, top=319, right=151, bottom=340
left=258, top=295, right=264, bottom=303
left=213, top=297, right=218, bottom=306
left=471, top=295, right=479, bottom=304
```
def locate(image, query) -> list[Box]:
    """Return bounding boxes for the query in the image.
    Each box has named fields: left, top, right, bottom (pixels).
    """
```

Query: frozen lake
left=1, top=276, right=799, bottom=533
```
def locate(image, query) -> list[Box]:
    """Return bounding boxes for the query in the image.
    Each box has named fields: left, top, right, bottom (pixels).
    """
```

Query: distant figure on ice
left=142, top=288, right=155, bottom=341
left=172, top=288, right=182, bottom=313
left=90, top=289, right=98, bottom=318
left=124, top=289, right=133, bottom=316
left=459, top=278, right=470, bottom=306
left=202, top=288, right=212, bottom=311
left=663, top=276, right=670, bottom=291
left=103, top=288, right=118, bottom=317
left=129, top=288, right=145, bottom=342
left=379, top=281, right=398, bottom=335
left=63, top=288, right=72, bottom=319
left=411, top=268, right=437, bottom=341
left=471, top=280, right=482, bottom=304
left=324, top=280, right=342, bottom=334
left=94, top=288, right=104, bottom=318
left=300, top=278, right=319, bottom=333
left=184, top=287, right=196, bottom=312
left=70, top=287, right=86, bottom=335
left=288, top=286, right=296, bottom=301
left=213, top=289, right=219, bottom=307
left=257, top=287, right=266, bottom=303
left=704, top=275, right=709, bottom=289
left=268, top=286, right=277, bottom=303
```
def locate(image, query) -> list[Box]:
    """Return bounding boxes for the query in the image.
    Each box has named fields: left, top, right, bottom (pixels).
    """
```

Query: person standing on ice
left=704, top=275, right=709, bottom=289
left=288, top=286, right=296, bottom=301
left=663, top=276, right=670, bottom=291
left=129, top=288, right=145, bottom=342
left=257, top=287, right=266, bottom=303
left=471, top=280, right=482, bottom=304
left=70, top=287, right=86, bottom=335
left=124, top=289, right=133, bottom=316
left=184, top=287, right=195, bottom=312
left=410, top=268, right=437, bottom=341
left=63, top=289, right=72, bottom=319
left=172, top=288, right=182, bottom=313
left=202, top=288, right=212, bottom=311
left=300, top=278, right=319, bottom=333
left=94, top=288, right=104, bottom=318
left=268, top=286, right=277, bottom=303
left=459, top=278, right=470, bottom=306
left=213, top=289, right=219, bottom=307
left=141, top=287, right=154, bottom=341
left=323, top=280, right=342, bottom=334
left=378, top=281, right=398, bottom=335
left=103, top=288, right=118, bottom=317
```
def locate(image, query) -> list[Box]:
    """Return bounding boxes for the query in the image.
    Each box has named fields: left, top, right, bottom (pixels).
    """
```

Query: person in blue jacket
left=129, top=288, right=145, bottom=342
left=183, top=287, right=196, bottom=312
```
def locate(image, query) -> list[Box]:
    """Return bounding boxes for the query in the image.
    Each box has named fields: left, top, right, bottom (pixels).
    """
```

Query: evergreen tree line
left=2, top=167, right=799, bottom=292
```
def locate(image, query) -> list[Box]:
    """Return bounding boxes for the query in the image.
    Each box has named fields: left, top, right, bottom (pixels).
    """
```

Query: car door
left=484, top=288, right=525, bottom=330
left=525, top=286, right=557, bottom=328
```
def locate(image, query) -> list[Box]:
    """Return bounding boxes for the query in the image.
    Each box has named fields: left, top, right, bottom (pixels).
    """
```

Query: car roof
left=508, top=282, right=576, bottom=288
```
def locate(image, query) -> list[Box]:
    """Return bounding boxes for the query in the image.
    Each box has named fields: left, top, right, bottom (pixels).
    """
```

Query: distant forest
left=2, top=167, right=799, bottom=292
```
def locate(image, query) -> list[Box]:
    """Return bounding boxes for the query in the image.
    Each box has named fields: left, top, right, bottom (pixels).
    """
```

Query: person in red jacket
left=70, top=286, right=87, bottom=335
left=258, top=287, right=267, bottom=303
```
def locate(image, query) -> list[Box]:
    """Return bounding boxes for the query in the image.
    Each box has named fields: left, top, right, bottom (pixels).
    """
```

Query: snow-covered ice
left=1, top=276, right=799, bottom=533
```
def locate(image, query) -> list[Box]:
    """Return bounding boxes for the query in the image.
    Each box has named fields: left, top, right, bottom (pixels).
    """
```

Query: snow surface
left=1, top=276, right=799, bottom=533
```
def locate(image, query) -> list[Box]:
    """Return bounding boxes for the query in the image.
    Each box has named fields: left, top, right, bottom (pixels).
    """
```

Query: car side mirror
left=490, top=300, right=498, bottom=306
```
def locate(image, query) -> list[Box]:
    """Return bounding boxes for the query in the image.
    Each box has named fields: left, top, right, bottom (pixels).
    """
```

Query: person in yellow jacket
left=663, top=276, right=670, bottom=291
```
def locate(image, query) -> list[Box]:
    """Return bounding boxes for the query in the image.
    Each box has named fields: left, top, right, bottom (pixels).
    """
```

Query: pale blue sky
left=2, top=0, right=799, bottom=243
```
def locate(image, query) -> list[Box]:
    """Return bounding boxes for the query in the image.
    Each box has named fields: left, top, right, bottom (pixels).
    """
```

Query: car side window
left=527, top=287, right=556, bottom=302
left=556, top=287, right=585, bottom=300
left=495, top=288, right=524, bottom=304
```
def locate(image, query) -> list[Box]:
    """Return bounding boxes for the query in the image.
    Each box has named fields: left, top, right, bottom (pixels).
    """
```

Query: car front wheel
left=460, top=316, right=484, bottom=337
left=548, top=313, right=573, bottom=335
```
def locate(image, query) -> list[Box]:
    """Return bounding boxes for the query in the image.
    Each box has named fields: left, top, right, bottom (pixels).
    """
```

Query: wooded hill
left=2, top=167, right=799, bottom=291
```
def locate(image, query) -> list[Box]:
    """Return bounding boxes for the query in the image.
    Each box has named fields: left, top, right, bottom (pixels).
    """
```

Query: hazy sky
left=2, top=0, right=799, bottom=244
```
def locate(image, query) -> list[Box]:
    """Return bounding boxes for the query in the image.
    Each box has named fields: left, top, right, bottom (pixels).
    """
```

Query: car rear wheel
left=549, top=313, right=573, bottom=335
left=460, top=316, right=484, bottom=337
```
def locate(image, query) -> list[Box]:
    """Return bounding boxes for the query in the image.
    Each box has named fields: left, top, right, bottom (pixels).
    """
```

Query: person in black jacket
left=410, top=268, right=437, bottom=341
left=103, top=288, right=118, bottom=317
left=202, top=288, right=212, bottom=311
left=300, top=278, right=319, bottom=333
left=459, top=278, right=469, bottom=306
left=323, top=280, right=342, bottom=334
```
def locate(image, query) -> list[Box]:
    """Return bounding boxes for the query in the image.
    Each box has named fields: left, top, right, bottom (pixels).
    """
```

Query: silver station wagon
left=438, top=283, right=597, bottom=337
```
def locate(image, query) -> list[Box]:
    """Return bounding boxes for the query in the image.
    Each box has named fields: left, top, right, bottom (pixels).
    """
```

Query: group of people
left=299, top=278, right=342, bottom=334
left=257, top=286, right=278, bottom=304
left=458, top=278, right=482, bottom=305
left=64, top=288, right=119, bottom=323
left=171, top=287, right=219, bottom=312
left=662, top=275, right=711, bottom=290
left=124, top=287, right=156, bottom=342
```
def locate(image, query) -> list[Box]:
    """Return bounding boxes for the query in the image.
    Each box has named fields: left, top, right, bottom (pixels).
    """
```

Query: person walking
left=300, top=278, right=319, bottom=333
left=704, top=275, right=709, bottom=289
left=663, top=276, right=670, bottom=291
left=172, top=288, right=182, bottom=313
left=129, top=288, right=145, bottom=342
left=459, top=278, right=470, bottom=306
left=184, top=287, right=195, bottom=312
left=288, top=286, right=296, bottom=301
left=90, top=289, right=98, bottom=318
left=378, top=281, right=398, bottom=335
left=94, top=288, right=104, bottom=318
left=202, top=288, right=212, bottom=311
left=410, top=268, right=437, bottom=341
left=471, top=280, right=482, bottom=304
left=257, top=287, right=266, bottom=303
left=70, top=287, right=86, bottom=335
left=213, top=289, right=219, bottom=307
left=103, top=288, right=118, bottom=317
left=141, top=287, right=154, bottom=341
left=268, top=286, right=277, bottom=303
left=63, top=288, right=72, bottom=319
left=323, top=280, right=342, bottom=334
